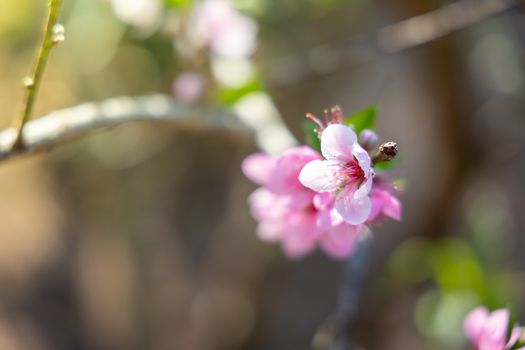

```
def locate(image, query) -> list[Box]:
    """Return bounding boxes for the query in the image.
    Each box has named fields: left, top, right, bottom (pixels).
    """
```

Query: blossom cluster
left=186, top=0, right=258, bottom=58
left=242, top=107, right=402, bottom=259
left=108, top=0, right=259, bottom=103
left=465, top=307, right=525, bottom=350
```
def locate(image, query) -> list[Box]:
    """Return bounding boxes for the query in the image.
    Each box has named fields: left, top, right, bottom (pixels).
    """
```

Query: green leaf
left=345, top=106, right=378, bottom=134
left=164, top=0, right=193, bottom=9
left=431, top=239, right=486, bottom=294
left=303, top=120, right=321, bottom=152
left=374, top=157, right=400, bottom=171
left=510, top=340, right=525, bottom=350
left=218, top=79, right=263, bottom=106
left=506, top=306, right=517, bottom=345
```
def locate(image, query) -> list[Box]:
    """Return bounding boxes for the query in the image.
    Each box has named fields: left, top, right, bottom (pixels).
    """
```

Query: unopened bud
left=359, top=129, right=379, bottom=151
left=380, top=142, right=398, bottom=158
left=372, top=141, right=398, bottom=165
left=23, top=77, right=34, bottom=88
left=52, top=23, right=65, bottom=45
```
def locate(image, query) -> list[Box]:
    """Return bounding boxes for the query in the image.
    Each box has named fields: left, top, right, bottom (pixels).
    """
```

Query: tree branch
left=331, top=234, right=373, bottom=350
left=377, top=0, right=518, bottom=53
left=0, top=95, right=249, bottom=162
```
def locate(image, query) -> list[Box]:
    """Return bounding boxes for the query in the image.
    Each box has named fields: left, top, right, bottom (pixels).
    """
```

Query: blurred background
left=0, top=0, right=524, bottom=349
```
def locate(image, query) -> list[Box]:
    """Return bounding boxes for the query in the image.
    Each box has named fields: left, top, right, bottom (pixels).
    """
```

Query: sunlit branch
left=0, top=95, right=249, bottom=162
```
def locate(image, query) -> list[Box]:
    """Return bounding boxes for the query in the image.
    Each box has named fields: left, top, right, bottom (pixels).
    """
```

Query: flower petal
left=315, top=208, right=333, bottom=232
left=352, top=142, right=371, bottom=174
left=281, top=211, right=321, bottom=258
left=354, top=175, right=373, bottom=199
left=242, top=152, right=276, bottom=185
left=335, top=188, right=372, bottom=225
left=281, top=190, right=315, bottom=211
left=383, top=194, right=402, bottom=221
left=508, top=326, right=524, bottom=349
left=320, top=223, right=361, bottom=259
left=285, top=210, right=324, bottom=238
left=368, top=188, right=402, bottom=222
left=282, top=233, right=317, bottom=259
left=267, top=146, right=321, bottom=194
left=464, top=307, right=490, bottom=346
left=478, top=309, right=509, bottom=350
left=313, top=192, right=334, bottom=211
left=256, top=220, right=282, bottom=242
left=321, top=124, right=357, bottom=161
left=330, top=208, right=345, bottom=226
left=299, top=160, right=340, bottom=192
left=247, top=188, right=277, bottom=221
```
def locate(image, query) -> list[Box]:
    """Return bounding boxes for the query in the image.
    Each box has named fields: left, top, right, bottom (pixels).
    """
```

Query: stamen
left=330, top=105, right=344, bottom=124
left=332, top=161, right=366, bottom=190
left=306, top=113, right=325, bottom=138
left=306, top=113, right=324, bottom=128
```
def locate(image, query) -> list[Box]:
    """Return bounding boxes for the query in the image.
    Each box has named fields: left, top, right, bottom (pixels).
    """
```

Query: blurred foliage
left=165, top=0, right=194, bottom=9
left=388, top=229, right=523, bottom=348
left=345, top=105, right=377, bottom=134
left=218, top=77, right=264, bottom=106
left=303, top=119, right=322, bottom=152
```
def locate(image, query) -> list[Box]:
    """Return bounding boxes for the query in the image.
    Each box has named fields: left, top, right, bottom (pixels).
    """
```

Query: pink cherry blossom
left=173, top=71, right=204, bottom=103
left=188, top=0, right=258, bottom=58
left=320, top=215, right=361, bottom=259
left=299, top=124, right=373, bottom=225
left=368, top=178, right=402, bottom=223
left=464, top=307, right=525, bottom=350
left=242, top=146, right=362, bottom=259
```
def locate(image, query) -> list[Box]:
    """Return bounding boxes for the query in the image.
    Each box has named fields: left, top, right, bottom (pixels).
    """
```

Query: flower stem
left=13, top=0, right=63, bottom=149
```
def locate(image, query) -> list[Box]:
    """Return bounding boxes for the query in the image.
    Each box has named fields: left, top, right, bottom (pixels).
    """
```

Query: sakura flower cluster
left=186, top=0, right=258, bottom=58
left=464, top=307, right=525, bottom=350
left=242, top=107, right=402, bottom=259
left=108, top=0, right=258, bottom=103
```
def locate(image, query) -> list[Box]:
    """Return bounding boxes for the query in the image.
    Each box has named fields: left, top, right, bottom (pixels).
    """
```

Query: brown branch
left=377, top=0, right=518, bottom=53
left=268, top=0, right=519, bottom=88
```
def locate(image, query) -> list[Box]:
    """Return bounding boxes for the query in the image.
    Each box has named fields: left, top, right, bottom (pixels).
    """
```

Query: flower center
left=336, top=160, right=365, bottom=190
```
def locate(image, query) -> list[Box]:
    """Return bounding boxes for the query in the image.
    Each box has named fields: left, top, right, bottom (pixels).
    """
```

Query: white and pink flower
left=464, top=307, right=525, bottom=350
left=173, top=71, right=204, bottom=103
left=242, top=106, right=402, bottom=260
left=242, top=146, right=363, bottom=259
left=187, top=0, right=258, bottom=58
left=299, top=124, right=374, bottom=225
left=368, top=178, right=402, bottom=223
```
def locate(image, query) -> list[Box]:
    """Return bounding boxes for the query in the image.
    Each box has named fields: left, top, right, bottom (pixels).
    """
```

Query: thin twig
left=0, top=95, right=249, bottom=161
left=377, top=0, right=518, bottom=53
left=13, top=0, right=63, bottom=149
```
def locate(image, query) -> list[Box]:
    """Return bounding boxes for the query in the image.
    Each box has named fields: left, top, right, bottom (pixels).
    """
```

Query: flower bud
left=52, top=24, right=65, bottom=45
left=372, top=141, right=398, bottom=165
left=379, top=142, right=398, bottom=159
left=359, top=129, right=379, bottom=151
